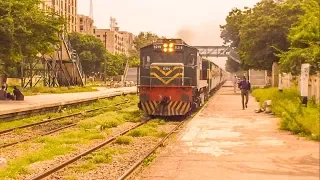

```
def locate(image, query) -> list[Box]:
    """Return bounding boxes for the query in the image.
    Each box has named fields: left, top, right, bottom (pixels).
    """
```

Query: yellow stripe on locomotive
left=150, top=63, right=184, bottom=85
left=140, top=101, right=191, bottom=116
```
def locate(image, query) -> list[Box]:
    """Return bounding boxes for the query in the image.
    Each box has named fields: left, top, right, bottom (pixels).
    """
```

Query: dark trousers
left=241, top=89, right=249, bottom=108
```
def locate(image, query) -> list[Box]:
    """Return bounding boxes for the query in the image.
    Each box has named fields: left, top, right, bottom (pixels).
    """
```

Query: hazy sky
left=77, top=0, right=260, bottom=68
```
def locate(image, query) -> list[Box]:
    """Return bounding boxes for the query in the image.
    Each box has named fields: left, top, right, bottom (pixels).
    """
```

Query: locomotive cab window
left=143, top=55, right=151, bottom=69
left=187, top=54, right=196, bottom=66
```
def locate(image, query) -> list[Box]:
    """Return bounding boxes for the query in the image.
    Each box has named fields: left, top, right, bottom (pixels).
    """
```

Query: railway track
left=0, top=91, right=135, bottom=122
left=26, top=91, right=208, bottom=180
left=27, top=115, right=193, bottom=180
left=0, top=100, right=129, bottom=149
left=117, top=113, right=201, bottom=180
left=118, top=120, right=185, bottom=180
left=29, top=117, right=151, bottom=180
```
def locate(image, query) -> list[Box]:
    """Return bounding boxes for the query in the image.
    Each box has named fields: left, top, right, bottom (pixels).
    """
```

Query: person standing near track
left=233, top=75, right=238, bottom=92
left=238, top=76, right=251, bottom=110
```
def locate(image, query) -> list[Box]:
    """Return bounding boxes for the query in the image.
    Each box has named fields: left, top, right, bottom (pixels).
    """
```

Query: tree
left=69, top=32, right=107, bottom=74
left=225, top=57, right=240, bottom=73
left=278, top=0, right=320, bottom=74
left=220, top=0, right=304, bottom=71
left=104, top=52, right=127, bottom=76
left=0, top=0, right=64, bottom=72
left=238, top=0, right=303, bottom=70
left=130, top=32, right=160, bottom=59
left=220, top=8, right=251, bottom=48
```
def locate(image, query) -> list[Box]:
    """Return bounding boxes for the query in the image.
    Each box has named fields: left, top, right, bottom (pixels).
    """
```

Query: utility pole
left=104, top=31, right=107, bottom=84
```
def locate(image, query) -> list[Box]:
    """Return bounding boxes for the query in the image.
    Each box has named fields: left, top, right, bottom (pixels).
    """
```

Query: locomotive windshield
left=153, top=51, right=183, bottom=63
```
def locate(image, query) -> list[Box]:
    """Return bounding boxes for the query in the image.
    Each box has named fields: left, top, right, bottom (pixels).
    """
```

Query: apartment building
left=77, top=14, right=94, bottom=35
left=41, top=0, right=77, bottom=32
left=120, top=31, right=135, bottom=56
left=94, top=28, right=134, bottom=56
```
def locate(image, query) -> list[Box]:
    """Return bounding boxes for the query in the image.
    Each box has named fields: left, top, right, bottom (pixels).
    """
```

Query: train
left=137, top=39, right=228, bottom=117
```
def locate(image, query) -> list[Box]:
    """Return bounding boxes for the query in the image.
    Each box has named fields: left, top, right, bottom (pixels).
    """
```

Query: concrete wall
left=281, top=73, right=320, bottom=104
left=125, top=67, right=138, bottom=83
left=249, top=70, right=268, bottom=87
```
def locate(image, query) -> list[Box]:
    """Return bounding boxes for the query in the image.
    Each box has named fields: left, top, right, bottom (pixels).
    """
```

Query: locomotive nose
left=160, top=96, right=171, bottom=105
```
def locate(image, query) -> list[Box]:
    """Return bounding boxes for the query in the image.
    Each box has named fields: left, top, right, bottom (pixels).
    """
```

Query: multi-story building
left=94, top=28, right=134, bottom=56
left=41, top=0, right=77, bottom=32
left=120, top=31, right=135, bottom=56
left=77, top=14, right=94, bottom=35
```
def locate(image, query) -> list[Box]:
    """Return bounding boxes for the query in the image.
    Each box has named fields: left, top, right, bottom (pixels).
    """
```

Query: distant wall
left=249, top=70, right=268, bottom=87
left=125, top=67, right=137, bottom=83
left=281, top=73, right=320, bottom=104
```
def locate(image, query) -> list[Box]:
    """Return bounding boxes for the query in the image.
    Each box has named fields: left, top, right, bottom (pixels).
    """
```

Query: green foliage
left=104, top=52, right=127, bottom=76
left=69, top=32, right=107, bottom=74
left=19, top=86, right=97, bottom=96
left=130, top=32, right=160, bottom=59
left=225, top=57, right=240, bottom=73
left=277, top=0, right=320, bottom=74
left=239, top=0, right=303, bottom=70
left=221, top=0, right=305, bottom=71
left=115, top=136, right=133, bottom=145
left=252, top=88, right=320, bottom=140
left=128, top=120, right=167, bottom=137
left=220, top=8, right=250, bottom=48
left=143, top=154, right=157, bottom=167
left=0, top=0, right=64, bottom=75
left=0, top=95, right=140, bottom=179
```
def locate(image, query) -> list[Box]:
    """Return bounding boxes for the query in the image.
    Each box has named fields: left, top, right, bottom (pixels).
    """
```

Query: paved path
left=0, top=86, right=136, bottom=115
left=136, top=82, right=319, bottom=180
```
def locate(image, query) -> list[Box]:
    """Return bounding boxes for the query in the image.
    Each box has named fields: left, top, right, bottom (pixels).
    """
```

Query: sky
left=77, top=0, right=261, bottom=69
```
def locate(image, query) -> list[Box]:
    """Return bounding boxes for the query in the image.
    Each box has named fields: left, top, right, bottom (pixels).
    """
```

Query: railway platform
left=137, top=81, right=319, bottom=180
left=0, top=86, right=136, bottom=116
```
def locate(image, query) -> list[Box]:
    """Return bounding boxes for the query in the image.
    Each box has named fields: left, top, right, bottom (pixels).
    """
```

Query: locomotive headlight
left=163, top=48, right=168, bottom=52
left=168, top=47, right=173, bottom=52
left=163, top=43, right=168, bottom=48
left=169, top=43, right=174, bottom=48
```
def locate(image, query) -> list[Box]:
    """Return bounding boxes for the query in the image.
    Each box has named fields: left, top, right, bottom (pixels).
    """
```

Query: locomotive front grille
left=150, top=63, right=184, bottom=86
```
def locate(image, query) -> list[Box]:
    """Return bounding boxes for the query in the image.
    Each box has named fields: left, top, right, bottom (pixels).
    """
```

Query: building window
left=97, top=35, right=100, bottom=37
left=80, top=25, right=83, bottom=30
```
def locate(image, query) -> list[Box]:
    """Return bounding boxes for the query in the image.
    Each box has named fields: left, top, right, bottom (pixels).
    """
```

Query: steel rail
left=0, top=100, right=129, bottom=135
left=0, top=123, right=76, bottom=149
left=0, top=101, right=129, bottom=149
left=117, top=120, right=185, bottom=180
left=117, top=98, right=206, bottom=180
left=29, top=118, right=150, bottom=180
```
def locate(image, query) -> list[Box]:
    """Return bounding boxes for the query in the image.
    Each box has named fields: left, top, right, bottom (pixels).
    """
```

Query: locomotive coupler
left=160, top=96, right=171, bottom=105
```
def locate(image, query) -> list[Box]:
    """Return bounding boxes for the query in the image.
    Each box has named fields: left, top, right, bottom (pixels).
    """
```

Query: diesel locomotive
left=137, top=39, right=228, bottom=116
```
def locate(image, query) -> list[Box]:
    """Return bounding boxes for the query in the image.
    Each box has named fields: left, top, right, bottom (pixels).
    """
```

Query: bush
left=115, top=136, right=133, bottom=145
left=252, top=87, right=320, bottom=140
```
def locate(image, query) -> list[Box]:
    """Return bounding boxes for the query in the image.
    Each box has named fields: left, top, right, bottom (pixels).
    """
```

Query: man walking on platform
left=238, top=76, right=251, bottom=110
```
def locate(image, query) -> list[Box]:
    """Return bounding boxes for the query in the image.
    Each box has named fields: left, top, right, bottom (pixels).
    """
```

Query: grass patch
left=143, top=154, right=157, bottom=167
left=0, top=143, right=74, bottom=178
left=73, top=148, right=118, bottom=173
left=0, top=95, right=138, bottom=132
left=116, top=136, right=133, bottom=145
left=252, top=87, right=320, bottom=140
left=64, top=175, right=79, bottom=180
left=128, top=119, right=167, bottom=137
left=6, top=86, right=97, bottom=96
left=0, top=95, right=142, bottom=179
